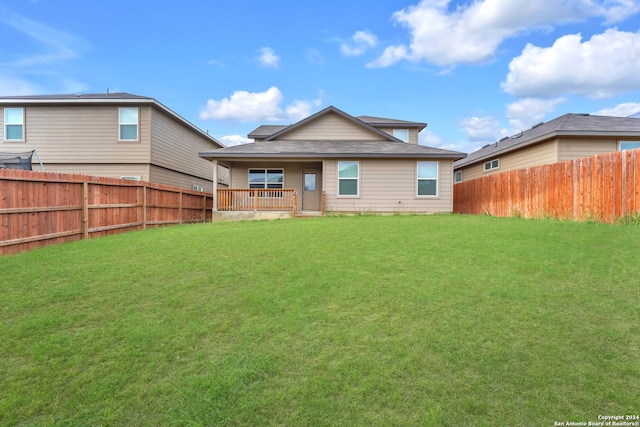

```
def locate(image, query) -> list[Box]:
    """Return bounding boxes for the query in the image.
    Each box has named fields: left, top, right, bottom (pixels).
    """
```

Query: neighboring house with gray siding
left=0, top=93, right=224, bottom=191
left=454, top=113, right=640, bottom=184
left=200, top=105, right=465, bottom=217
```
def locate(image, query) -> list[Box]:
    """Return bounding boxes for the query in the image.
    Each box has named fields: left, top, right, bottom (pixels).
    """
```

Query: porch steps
left=295, top=211, right=323, bottom=218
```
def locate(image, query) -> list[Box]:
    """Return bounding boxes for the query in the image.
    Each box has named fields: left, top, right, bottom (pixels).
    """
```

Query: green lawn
left=1, top=215, right=639, bottom=426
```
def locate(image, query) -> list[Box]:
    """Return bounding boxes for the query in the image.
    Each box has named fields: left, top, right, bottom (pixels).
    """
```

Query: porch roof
left=199, top=140, right=466, bottom=161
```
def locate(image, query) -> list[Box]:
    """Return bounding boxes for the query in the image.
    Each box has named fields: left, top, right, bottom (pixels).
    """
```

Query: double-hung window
left=620, top=141, right=640, bottom=151
left=417, top=161, right=438, bottom=196
left=454, top=170, right=463, bottom=184
left=249, top=169, right=284, bottom=196
left=119, top=107, right=139, bottom=140
left=4, top=108, right=24, bottom=141
left=338, top=161, right=359, bottom=196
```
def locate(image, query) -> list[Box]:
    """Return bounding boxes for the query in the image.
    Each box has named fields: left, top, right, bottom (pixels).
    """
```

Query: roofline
left=263, top=105, right=403, bottom=142
left=199, top=152, right=465, bottom=160
left=0, top=95, right=225, bottom=149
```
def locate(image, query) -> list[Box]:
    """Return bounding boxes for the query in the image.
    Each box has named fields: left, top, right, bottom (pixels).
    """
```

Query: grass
left=1, top=215, right=639, bottom=426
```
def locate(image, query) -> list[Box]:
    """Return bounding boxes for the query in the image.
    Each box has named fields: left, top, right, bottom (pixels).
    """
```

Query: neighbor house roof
left=0, top=92, right=224, bottom=148
left=199, top=140, right=465, bottom=160
left=454, top=113, right=640, bottom=169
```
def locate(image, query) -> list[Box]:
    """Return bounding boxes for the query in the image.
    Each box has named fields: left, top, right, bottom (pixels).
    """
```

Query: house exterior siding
left=324, top=159, right=453, bottom=213
left=278, top=113, right=381, bottom=140
left=557, top=137, right=618, bottom=162
left=1, top=105, right=152, bottom=164
left=461, top=139, right=557, bottom=181
left=378, top=127, right=419, bottom=144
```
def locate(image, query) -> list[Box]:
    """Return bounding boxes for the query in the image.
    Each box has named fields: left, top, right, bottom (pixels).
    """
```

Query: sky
left=2, top=0, right=640, bottom=154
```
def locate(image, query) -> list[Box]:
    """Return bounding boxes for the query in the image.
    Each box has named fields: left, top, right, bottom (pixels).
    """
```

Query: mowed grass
left=1, top=215, right=639, bottom=426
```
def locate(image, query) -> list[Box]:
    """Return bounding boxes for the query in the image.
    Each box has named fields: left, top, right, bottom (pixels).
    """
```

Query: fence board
left=0, top=169, right=213, bottom=255
left=454, top=148, right=640, bottom=223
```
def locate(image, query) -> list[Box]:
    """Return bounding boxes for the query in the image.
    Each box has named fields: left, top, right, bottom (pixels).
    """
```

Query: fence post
left=179, top=191, right=183, bottom=224
left=142, top=185, right=147, bottom=230
left=82, top=181, right=89, bottom=239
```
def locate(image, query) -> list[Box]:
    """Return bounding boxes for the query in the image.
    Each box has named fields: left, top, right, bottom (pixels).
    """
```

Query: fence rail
left=217, top=188, right=297, bottom=212
left=453, top=148, right=640, bottom=223
left=1, top=169, right=213, bottom=255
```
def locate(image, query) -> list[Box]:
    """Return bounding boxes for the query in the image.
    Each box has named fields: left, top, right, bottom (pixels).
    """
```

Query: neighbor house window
left=417, top=161, right=438, bottom=196
left=249, top=169, right=284, bottom=189
left=338, top=161, right=359, bottom=196
left=454, top=170, right=463, bottom=183
left=119, top=107, right=139, bottom=140
left=120, top=176, right=141, bottom=181
left=4, top=108, right=24, bottom=141
left=484, top=159, right=499, bottom=171
left=620, top=141, right=640, bottom=151
left=393, top=129, right=409, bottom=142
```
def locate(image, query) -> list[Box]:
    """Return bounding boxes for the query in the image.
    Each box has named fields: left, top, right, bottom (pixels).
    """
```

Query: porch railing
left=217, top=188, right=297, bottom=213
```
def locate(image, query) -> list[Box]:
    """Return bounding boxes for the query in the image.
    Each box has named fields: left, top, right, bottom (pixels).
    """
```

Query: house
left=199, top=106, right=466, bottom=218
left=454, top=113, right=640, bottom=183
left=0, top=93, right=224, bottom=191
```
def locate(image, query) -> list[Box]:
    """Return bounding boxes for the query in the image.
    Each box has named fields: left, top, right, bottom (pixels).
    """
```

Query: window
left=4, top=108, right=24, bottom=141
left=620, top=141, right=640, bottom=151
left=393, top=129, right=409, bottom=142
left=249, top=169, right=284, bottom=189
left=119, top=107, right=138, bottom=140
left=120, top=176, right=141, bottom=181
left=454, top=170, right=463, bottom=183
left=484, top=159, right=499, bottom=171
left=192, top=185, right=204, bottom=192
left=338, top=161, right=359, bottom=196
left=417, top=161, right=438, bottom=196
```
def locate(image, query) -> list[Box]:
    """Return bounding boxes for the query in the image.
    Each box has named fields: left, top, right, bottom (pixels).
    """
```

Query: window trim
left=484, top=158, right=500, bottom=172
left=416, top=161, right=439, bottom=197
left=248, top=168, right=284, bottom=189
left=454, top=170, right=463, bottom=184
left=337, top=160, right=360, bottom=197
left=119, top=107, right=139, bottom=141
left=4, top=107, right=25, bottom=142
left=619, top=141, right=640, bottom=151
left=393, top=129, right=409, bottom=142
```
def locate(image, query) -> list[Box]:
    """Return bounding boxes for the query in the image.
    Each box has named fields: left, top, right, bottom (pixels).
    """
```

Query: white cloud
left=341, top=30, right=378, bottom=57
left=505, top=97, right=565, bottom=131
left=306, top=48, right=324, bottom=65
left=366, top=45, right=408, bottom=68
left=459, top=115, right=504, bottom=142
left=502, top=29, right=640, bottom=99
left=592, top=102, right=640, bottom=117
left=257, top=47, right=280, bottom=68
left=200, top=86, right=323, bottom=122
left=219, top=135, right=252, bottom=147
left=369, top=0, right=639, bottom=68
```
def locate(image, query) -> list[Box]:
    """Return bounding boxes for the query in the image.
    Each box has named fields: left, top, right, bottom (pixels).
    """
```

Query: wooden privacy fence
left=454, top=148, right=640, bottom=223
left=1, top=169, right=213, bottom=255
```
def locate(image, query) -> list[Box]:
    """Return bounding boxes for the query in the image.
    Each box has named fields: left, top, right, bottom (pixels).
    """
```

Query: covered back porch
left=212, top=160, right=324, bottom=219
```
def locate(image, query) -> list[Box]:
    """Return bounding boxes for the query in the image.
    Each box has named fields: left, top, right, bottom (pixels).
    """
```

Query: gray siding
left=149, top=109, right=220, bottom=181
left=324, top=159, right=453, bottom=213
left=149, top=165, right=213, bottom=192
left=280, top=112, right=383, bottom=141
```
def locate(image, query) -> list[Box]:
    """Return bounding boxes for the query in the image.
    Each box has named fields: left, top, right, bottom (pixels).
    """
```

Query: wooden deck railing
left=217, top=188, right=297, bottom=212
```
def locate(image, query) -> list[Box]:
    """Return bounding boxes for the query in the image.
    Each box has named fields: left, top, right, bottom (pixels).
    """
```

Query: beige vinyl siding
left=377, top=127, right=419, bottom=144
left=279, top=112, right=383, bottom=141
left=557, top=137, right=618, bottom=161
left=1, top=105, right=151, bottom=164
left=324, top=159, right=453, bottom=213
left=460, top=139, right=558, bottom=181
left=149, top=165, right=213, bottom=192
left=149, top=108, right=220, bottom=181
left=39, top=163, right=151, bottom=180
left=228, top=161, right=322, bottom=211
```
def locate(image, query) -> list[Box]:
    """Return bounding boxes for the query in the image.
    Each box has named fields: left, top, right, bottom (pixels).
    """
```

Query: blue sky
left=2, top=0, right=640, bottom=154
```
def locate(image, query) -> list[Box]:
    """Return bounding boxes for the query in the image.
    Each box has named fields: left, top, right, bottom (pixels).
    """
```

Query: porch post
left=212, top=160, right=218, bottom=212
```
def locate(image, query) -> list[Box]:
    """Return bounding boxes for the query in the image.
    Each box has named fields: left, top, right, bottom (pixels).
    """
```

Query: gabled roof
left=454, top=113, right=640, bottom=169
left=199, top=139, right=465, bottom=160
left=262, top=105, right=401, bottom=142
left=0, top=92, right=224, bottom=148
left=247, top=125, right=288, bottom=140
left=357, top=115, right=427, bottom=130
